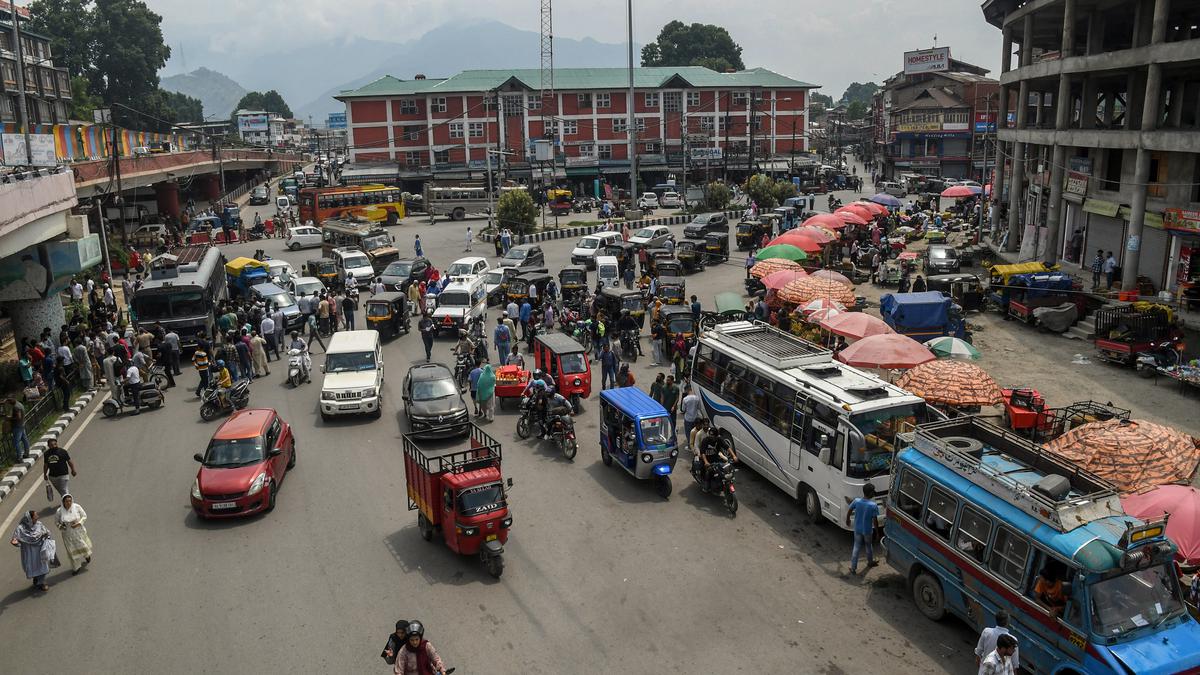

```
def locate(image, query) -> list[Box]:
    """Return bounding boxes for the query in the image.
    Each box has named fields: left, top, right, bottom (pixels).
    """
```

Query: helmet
left=459, top=329, right=467, bottom=337
left=216, top=360, right=225, bottom=367
left=533, top=368, right=543, bottom=379
left=405, top=621, right=425, bottom=639
left=532, top=380, right=546, bottom=390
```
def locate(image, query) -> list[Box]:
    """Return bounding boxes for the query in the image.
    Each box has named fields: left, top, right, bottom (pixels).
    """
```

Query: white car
left=320, top=330, right=384, bottom=420
left=660, top=192, right=683, bottom=208
left=570, top=231, right=623, bottom=267
left=445, top=256, right=490, bottom=280
left=289, top=276, right=325, bottom=299
left=637, top=192, right=659, bottom=209
left=285, top=226, right=322, bottom=251
left=628, top=225, right=673, bottom=248
left=333, top=248, right=375, bottom=287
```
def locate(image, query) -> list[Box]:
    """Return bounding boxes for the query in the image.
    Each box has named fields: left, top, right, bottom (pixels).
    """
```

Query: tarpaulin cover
left=879, top=292, right=951, bottom=330
left=224, top=257, right=270, bottom=276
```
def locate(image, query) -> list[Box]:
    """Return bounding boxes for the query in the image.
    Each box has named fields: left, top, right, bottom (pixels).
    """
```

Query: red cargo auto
left=191, top=408, right=296, bottom=518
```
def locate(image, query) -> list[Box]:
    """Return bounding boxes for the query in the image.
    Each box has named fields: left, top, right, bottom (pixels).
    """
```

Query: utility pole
left=111, top=120, right=126, bottom=248
left=747, top=92, right=758, bottom=179
left=626, top=0, right=637, bottom=206
left=9, top=1, right=33, bottom=164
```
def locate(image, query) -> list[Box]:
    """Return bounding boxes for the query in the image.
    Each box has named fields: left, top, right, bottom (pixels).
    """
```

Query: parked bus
left=885, top=416, right=1200, bottom=674
left=320, top=218, right=400, bottom=274
left=690, top=321, right=928, bottom=528
left=131, top=246, right=226, bottom=348
left=298, top=184, right=405, bottom=225
left=423, top=184, right=523, bottom=222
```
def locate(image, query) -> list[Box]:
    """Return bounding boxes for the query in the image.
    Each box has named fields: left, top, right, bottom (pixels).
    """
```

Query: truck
left=403, top=424, right=512, bottom=578
left=1093, top=302, right=1180, bottom=367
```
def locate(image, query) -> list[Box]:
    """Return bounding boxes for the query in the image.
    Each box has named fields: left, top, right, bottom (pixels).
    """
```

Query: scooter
left=101, top=382, right=166, bottom=418
left=287, top=348, right=310, bottom=387
left=199, top=379, right=251, bottom=421
left=1136, top=338, right=1183, bottom=378
left=690, top=450, right=738, bottom=517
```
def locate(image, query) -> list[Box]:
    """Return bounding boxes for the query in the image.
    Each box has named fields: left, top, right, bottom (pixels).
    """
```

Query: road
left=3, top=173, right=1194, bottom=674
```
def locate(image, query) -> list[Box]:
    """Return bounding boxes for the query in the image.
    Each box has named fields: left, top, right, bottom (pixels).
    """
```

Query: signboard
left=1164, top=208, right=1200, bottom=233
left=326, top=112, right=347, bottom=130
left=1, top=133, right=57, bottom=166
left=895, top=123, right=944, bottom=132
left=93, top=108, right=112, bottom=124
left=237, top=113, right=270, bottom=132
left=973, top=112, right=995, bottom=133
left=685, top=133, right=709, bottom=144
left=1068, top=157, right=1092, bottom=174
left=1064, top=171, right=1089, bottom=196
left=689, top=147, right=722, bottom=160
left=565, top=156, right=598, bottom=167
left=903, top=47, right=951, bottom=75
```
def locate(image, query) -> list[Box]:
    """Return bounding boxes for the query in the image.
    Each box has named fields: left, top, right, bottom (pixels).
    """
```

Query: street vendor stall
left=494, top=364, right=531, bottom=409
left=879, top=291, right=969, bottom=341
left=895, top=360, right=1003, bottom=414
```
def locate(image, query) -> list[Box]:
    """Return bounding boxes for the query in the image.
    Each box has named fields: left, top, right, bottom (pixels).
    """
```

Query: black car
left=500, top=243, right=545, bottom=268
left=924, top=244, right=961, bottom=274
left=402, top=363, right=470, bottom=438
left=380, top=257, right=431, bottom=292
left=683, top=212, right=730, bottom=239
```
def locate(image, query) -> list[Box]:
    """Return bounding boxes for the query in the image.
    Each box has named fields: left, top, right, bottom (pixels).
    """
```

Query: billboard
left=1, top=133, right=58, bottom=166
left=689, top=147, right=722, bottom=160
left=327, top=112, right=347, bottom=130
left=903, top=47, right=951, bottom=75
left=237, top=113, right=270, bottom=132
left=973, top=112, right=995, bottom=133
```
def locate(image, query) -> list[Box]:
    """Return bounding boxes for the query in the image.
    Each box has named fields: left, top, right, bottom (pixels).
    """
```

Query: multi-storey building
left=0, top=5, right=73, bottom=126
left=335, top=66, right=815, bottom=192
left=983, top=0, right=1200, bottom=294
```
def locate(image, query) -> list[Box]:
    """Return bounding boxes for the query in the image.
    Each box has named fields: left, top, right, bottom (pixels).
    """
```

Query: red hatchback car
left=191, top=408, right=296, bottom=518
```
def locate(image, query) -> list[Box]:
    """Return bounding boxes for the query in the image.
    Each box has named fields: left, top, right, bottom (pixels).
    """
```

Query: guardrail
left=0, top=368, right=79, bottom=466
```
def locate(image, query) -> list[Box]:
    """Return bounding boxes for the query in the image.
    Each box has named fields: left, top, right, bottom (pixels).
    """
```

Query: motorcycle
left=1136, top=338, right=1183, bottom=378
left=547, top=413, right=578, bottom=460
left=287, top=348, right=310, bottom=387
left=828, top=196, right=842, bottom=210
left=453, top=351, right=474, bottom=392
left=640, top=205, right=654, bottom=217
left=569, top=318, right=593, bottom=351
left=101, top=382, right=166, bottom=418
left=619, top=329, right=639, bottom=362
left=690, top=449, right=738, bottom=517
left=247, top=223, right=266, bottom=241
left=572, top=198, right=593, bottom=214
left=515, top=396, right=538, bottom=440
left=199, top=379, right=251, bottom=421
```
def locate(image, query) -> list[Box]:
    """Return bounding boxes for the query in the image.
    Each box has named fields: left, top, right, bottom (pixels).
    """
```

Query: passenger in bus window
left=1034, top=565, right=1068, bottom=617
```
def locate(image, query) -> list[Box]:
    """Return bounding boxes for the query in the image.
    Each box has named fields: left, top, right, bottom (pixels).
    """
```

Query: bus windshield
left=438, top=291, right=470, bottom=307
left=362, top=234, right=390, bottom=250
left=1090, top=565, right=1185, bottom=638
left=848, top=403, right=925, bottom=478
left=134, top=290, right=206, bottom=320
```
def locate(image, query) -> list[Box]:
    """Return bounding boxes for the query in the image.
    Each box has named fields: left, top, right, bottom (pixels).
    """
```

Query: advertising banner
left=1, top=133, right=58, bottom=166
left=973, top=112, right=995, bottom=133
left=689, top=147, right=722, bottom=160
left=327, top=112, right=347, bottom=129
left=237, top=113, right=270, bottom=132
left=903, top=47, right=951, bottom=75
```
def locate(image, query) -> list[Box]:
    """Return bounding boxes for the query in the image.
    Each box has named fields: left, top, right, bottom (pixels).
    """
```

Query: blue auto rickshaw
left=598, top=387, right=678, bottom=498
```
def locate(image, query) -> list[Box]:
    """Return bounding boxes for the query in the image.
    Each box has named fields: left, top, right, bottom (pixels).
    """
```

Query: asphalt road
left=0, top=182, right=986, bottom=674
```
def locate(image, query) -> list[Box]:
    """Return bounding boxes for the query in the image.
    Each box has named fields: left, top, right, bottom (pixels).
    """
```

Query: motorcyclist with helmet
left=616, top=309, right=643, bottom=355
left=521, top=378, right=548, bottom=437
left=698, top=429, right=738, bottom=493
left=213, top=359, right=232, bottom=410
left=540, top=386, right=571, bottom=440
left=389, top=620, right=447, bottom=675
left=288, top=331, right=311, bottom=382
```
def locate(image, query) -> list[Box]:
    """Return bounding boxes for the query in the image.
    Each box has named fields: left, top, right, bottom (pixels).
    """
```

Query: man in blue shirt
left=519, top=300, right=533, bottom=340
left=493, top=317, right=512, bottom=362
left=689, top=295, right=702, bottom=322
left=845, top=483, right=880, bottom=575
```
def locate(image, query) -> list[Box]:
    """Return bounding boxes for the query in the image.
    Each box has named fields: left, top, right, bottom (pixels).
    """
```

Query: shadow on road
left=382, top=527, right=500, bottom=586
left=582, top=460, right=671, bottom=504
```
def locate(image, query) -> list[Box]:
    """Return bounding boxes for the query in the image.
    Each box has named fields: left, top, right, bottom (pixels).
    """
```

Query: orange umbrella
left=761, top=268, right=808, bottom=290
left=779, top=277, right=857, bottom=306
left=832, top=209, right=870, bottom=226
left=1044, top=419, right=1200, bottom=495
left=803, top=214, right=848, bottom=230
left=837, top=333, right=935, bottom=369
left=809, top=269, right=853, bottom=287
left=820, top=312, right=894, bottom=339
left=750, top=258, right=803, bottom=279
left=768, top=232, right=823, bottom=253
left=895, top=360, right=1003, bottom=407
left=794, top=226, right=837, bottom=244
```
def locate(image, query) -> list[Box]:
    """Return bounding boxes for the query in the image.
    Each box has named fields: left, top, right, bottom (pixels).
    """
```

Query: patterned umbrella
left=837, top=333, right=935, bottom=369
left=761, top=268, right=808, bottom=290
left=831, top=209, right=869, bottom=226
left=755, top=244, right=809, bottom=262
left=820, top=312, right=894, bottom=339
left=809, top=269, right=853, bottom=287
left=801, top=298, right=846, bottom=315
left=923, top=336, right=981, bottom=360
left=794, top=226, right=837, bottom=244
left=1044, top=419, right=1200, bottom=495
left=1121, top=485, right=1200, bottom=566
left=806, top=306, right=843, bottom=323
left=779, top=277, right=857, bottom=306
left=802, top=214, right=848, bottom=230
left=749, top=258, right=804, bottom=279
left=870, top=193, right=903, bottom=207
left=767, top=233, right=823, bottom=253
left=895, top=360, right=1003, bottom=407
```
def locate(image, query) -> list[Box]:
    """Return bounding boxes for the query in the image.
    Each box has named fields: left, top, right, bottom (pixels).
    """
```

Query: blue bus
left=885, top=417, right=1200, bottom=674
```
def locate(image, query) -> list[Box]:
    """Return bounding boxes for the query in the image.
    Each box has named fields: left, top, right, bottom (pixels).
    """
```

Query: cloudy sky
left=153, top=0, right=1002, bottom=99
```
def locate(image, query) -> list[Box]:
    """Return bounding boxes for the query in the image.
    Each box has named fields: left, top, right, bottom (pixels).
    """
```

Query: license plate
left=211, top=501, right=238, bottom=510
left=486, top=534, right=498, bottom=542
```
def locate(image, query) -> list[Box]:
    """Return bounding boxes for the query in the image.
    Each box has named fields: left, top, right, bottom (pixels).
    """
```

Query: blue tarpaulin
left=879, top=291, right=951, bottom=329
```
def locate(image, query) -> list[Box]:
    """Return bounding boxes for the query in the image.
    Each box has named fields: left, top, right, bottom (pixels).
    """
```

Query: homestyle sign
left=903, top=47, right=951, bottom=75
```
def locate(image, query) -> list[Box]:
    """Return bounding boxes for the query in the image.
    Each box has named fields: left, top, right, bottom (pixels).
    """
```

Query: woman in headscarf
left=10, top=510, right=52, bottom=591
left=55, top=494, right=92, bottom=575
left=475, top=364, right=496, bottom=422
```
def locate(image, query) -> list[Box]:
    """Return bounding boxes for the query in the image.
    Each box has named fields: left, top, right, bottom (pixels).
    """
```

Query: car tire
left=290, top=242, right=300, bottom=251
left=912, top=572, right=946, bottom=621
left=265, top=481, right=277, bottom=513
left=287, top=442, right=296, bottom=469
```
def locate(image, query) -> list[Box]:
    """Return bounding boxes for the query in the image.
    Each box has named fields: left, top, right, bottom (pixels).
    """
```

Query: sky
left=151, top=0, right=1003, bottom=99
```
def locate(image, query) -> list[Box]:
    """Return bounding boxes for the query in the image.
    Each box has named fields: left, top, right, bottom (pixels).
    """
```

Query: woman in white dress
left=55, top=494, right=92, bottom=575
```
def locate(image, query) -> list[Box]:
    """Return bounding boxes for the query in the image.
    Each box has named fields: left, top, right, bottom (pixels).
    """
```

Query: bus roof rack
left=707, top=321, right=833, bottom=369
left=910, top=416, right=1124, bottom=532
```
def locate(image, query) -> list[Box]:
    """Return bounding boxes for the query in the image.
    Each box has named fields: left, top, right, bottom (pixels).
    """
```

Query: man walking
left=7, top=397, right=29, bottom=461
left=978, top=634, right=1018, bottom=675
left=419, top=314, right=435, bottom=361
left=493, top=317, right=512, bottom=363
left=599, top=343, right=618, bottom=390
left=845, top=483, right=880, bottom=575
left=1103, top=251, right=1117, bottom=290
left=1089, top=249, right=1103, bottom=289
left=661, top=375, right=680, bottom=437
left=464, top=227, right=473, bottom=252
left=681, top=385, right=700, bottom=450
left=975, top=611, right=1020, bottom=672
left=43, top=437, right=76, bottom=498
left=162, top=328, right=182, bottom=375
left=261, top=311, right=277, bottom=361
left=519, top=300, right=532, bottom=341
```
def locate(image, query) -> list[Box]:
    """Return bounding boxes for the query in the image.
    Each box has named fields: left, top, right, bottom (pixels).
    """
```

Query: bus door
left=798, top=399, right=843, bottom=520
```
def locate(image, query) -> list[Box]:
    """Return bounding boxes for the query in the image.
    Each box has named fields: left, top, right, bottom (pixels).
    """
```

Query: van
left=880, top=181, right=906, bottom=197
left=595, top=255, right=620, bottom=289
left=431, top=275, right=488, bottom=334
left=332, top=247, right=375, bottom=287
left=570, top=231, right=623, bottom=267
left=320, top=330, right=384, bottom=420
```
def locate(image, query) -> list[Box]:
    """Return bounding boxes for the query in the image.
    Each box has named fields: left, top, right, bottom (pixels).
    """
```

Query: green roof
left=336, top=67, right=817, bottom=99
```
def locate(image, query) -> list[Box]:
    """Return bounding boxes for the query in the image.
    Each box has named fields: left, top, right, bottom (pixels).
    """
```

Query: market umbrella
left=856, top=201, right=889, bottom=216
left=749, top=258, right=804, bottom=279
left=761, top=268, right=808, bottom=290
left=755, top=244, right=809, bottom=262
left=870, top=193, right=903, bottom=207
left=831, top=209, right=870, bottom=226
left=768, top=233, right=823, bottom=254
left=895, top=360, right=1003, bottom=407
left=794, top=226, right=837, bottom=244
left=801, top=298, right=846, bottom=315
left=837, top=333, right=935, bottom=369
left=941, top=185, right=977, bottom=198
left=1121, top=485, right=1200, bottom=567
left=836, top=203, right=875, bottom=221
left=1044, top=419, right=1200, bottom=495
left=820, top=312, right=894, bottom=340
left=923, top=336, right=981, bottom=361
left=803, top=214, right=848, bottom=231
left=806, top=306, right=843, bottom=323
left=779, top=277, right=857, bottom=307
left=808, top=269, right=853, bottom=287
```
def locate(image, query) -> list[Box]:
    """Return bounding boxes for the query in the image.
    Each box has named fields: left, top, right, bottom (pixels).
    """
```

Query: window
left=468, top=122, right=484, bottom=138
left=503, top=94, right=524, bottom=117
left=732, top=92, right=749, bottom=106
left=1102, top=149, right=1123, bottom=191
left=0, top=95, right=11, bottom=118
left=923, top=487, right=957, bottom=541
left=718, top=116, right=728, bottom=131
left=1148, top=152, right=1168, bottom=198
left=578, top=143, right=595, bottom=157
left=431, top=97, right=447, bottom=113
left=644, top=92, right=659, bottom=108
left=0, top=61, right=14, bottom=83
left=612, top=117, right=627, bottom=133
left=895, top=469, right=926, bottom=519
left=595, top=93, right=610, bottom=108
left=687, top=91, right=700, bottom=108
left=598, top=144, right=612, bottom=159
left=562, top=120, right=578, bottom=135
left=699, top=116, right=715, bottom=131
left=544, top=119, right=558, bottom=136
left=988, top=527, right=1030, bottom=587
left=577, top=93, right=592, bottom=109
left=434, top=149, right=450, bottom=163
left=644, top=142, right=660, bottom=153
left=448, top=122, right=464, bottom=139
left=482, top=96, right=497, bottom=112
left=527, top=95, right=541, bottom=111
left=399, top=99, right=418, bottom=115
left=664, top=92, right=681, bottom=112
left=403, top=126, right=421, bottom=141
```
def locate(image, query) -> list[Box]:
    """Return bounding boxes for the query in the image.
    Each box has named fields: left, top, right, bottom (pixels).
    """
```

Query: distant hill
left=161, top=67, right=247, bottom=119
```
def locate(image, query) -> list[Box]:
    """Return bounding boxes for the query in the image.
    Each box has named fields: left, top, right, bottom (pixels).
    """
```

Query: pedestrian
left=599, top=343, right=618, bottom=389
left=54, top=494, right=92, bottom=575
left=500, top=228, right=511, bottom=253
left=261, top=312, right=278, bottom=361
left=519, top=300, right=532, bottom=340
left=306, top=314, right=326, bottom=352
left=10, top=511, right=53, bottom=592
left=464, top=226, right=473, bottom=252
left=72, top=340, right=93, bottom=391
left=689, top=295, right=701, bottom=322
left=342, top=292, right=357, bottom=331
left=623, top=265, right=634, bottom=289
left=55, top=358, right=71, bottom=413
left=418, top=314, right=435, bottom=361
left=975, top=610, right=1020, bottom=671
left=493, top=316, right=512, bottom=362
left=650, top=320, right=665, bottom=366
left=317, top=294, right=332, bottom=335
left=681, top=385, right=701, bottom=449
left=468, top=359, right=484, bottom=415
left=616, top=362, right=635, bottom=387
left=506, top=300, right=519, bottom=323
left=1104, top=250, right=1117, bottom=290
left=493, top=234, right=503, bottom=257
left=845, top=483, right=880, bottom=575
left=7, top=397, right=29, bottom=461
left=661, top=375, right=680, bottom=437
left=506, top=344, right=525, bottom=367
left=192, top=341, right=211, bottom=396
left=414, top=234, right=423, bottom=257
left=163, top=328, right=182, bottom=375
left=235, top=332, right=253, bottom=380
left=250, top=331, right=270, bottom=377
left=476, top=364, right=496, bottom=422
left=978, top=634, right=1018, bottom=675
left=650, top=372, right=665, bottom=405
left=43, top=437, right=76, bottom=499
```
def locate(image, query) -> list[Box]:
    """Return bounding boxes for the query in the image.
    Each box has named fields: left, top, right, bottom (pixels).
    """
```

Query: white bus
left=132, top=246, right=227, bottom=348
left=422, top=185, right=524, bottom=222
left=691, top=321, right=929, bottom=529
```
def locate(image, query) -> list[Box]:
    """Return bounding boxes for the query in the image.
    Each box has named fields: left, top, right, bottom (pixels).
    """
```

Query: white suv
left=637, top=192, right=659, bottom=209
left=570, top=231, right=623, bottom=267
left=333, top=248, right=375, bottom=287
left=320, top=330, right=384, bottom=420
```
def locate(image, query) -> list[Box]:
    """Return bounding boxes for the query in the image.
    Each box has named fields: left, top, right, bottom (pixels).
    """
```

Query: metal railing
left=0, top=368, right=80, bottom=466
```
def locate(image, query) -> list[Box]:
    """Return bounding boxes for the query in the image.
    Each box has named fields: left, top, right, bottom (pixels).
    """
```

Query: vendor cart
left=494, top=364, right=531, bottom=410
left=1004, top=272, right=1081, bottom=324
left=879, top=259, right=903, bottom=286
left=1094, top=302, right=1180, bottom=367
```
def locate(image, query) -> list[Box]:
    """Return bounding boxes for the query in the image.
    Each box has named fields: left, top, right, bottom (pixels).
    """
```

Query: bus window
left=955, top=506, right=991, bottom=564
left=1030, top=554, right=1072, bottom=619
left=896, top=469, right=926, bottom=519
left=923, top=486, right=957, bottom=541
left=988, top=527, right=1030, bottom=588
left=806, top=403, right=838, bottom=455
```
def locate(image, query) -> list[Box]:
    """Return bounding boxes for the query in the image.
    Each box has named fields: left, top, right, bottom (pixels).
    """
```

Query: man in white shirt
left=260, top=314, right=277, bottom=360
left=975, top=611, right=1019, bottom=671
left=271, top=305, right=286, bottom=353
left=70, top=279, right=83, bottom=302
left=978, top=634, right=1017, bottom=675
left=125, top=363, right=144, bottom=415
left=103, top=284, right=115, bottom=308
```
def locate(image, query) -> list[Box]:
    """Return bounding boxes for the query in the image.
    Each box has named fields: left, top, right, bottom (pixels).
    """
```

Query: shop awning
left=566, top=166, right=602, bottom=177
left=1120, top=206, right=1164, bottom=229
left=1082, top=198, right=1120, bottom=217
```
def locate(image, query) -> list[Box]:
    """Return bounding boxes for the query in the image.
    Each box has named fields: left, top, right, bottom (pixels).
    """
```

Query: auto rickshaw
left=643, top=247, right=675, bottom=277
left=599, top=387, right=678, bottom=498
left=531, top=332, right=591, bottom=413
left=490, top=265, right=547, bottom=306
left=507, top=271, right=553, bottom=309
left=676, top=241, right=706, bottom=274
left=658, top=276, right=686, bottom=305
left=655, top=259, right=684, bottom=279
left=597, top=287, right=646, bottom=329
left=601, top=241, right=637, bottom=274
left=363, top=291, right=410, bottom=338
left=305, top=258, right=338, bottom=287
left=735, top=218, right=770, bottom=250
left=558, top=265, right=588, bottom=305
left=926, top=273, right=984, bottom=312
left=701, top=291, right=749, bottom=330
left=704, top=226, right=730, bottom=263
left=659, top=305, right=697, bottom=344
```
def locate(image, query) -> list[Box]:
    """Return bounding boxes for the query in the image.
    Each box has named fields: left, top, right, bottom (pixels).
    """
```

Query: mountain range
left=161, top=67, right=247, bottom=119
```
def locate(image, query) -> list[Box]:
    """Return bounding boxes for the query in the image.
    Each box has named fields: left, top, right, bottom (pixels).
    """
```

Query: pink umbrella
left=1121, top=485, right=1200, bottom=567
left=837, top=333, right=935, bottom=369
left=801, top=297, right=845, bottom=315
left=809, top=269, right=853, bottom=287
left=831, top=209, right=870, bottom=226
left=794, top=226, right=837, bottom=244
left=761, top=268, right=808, bottom=291
left=806, top=306, right=843, bottom=323
left=820, top=312, right=894, bottom=339
left=768, top=232, right=823, bottom=253
left=836, top=204, right=874, bottom=222
left=803, top=214, right=848, bottom=230
left=856, top=201, right=888, bottom=216
left=941, top=185, right=977, bottom=198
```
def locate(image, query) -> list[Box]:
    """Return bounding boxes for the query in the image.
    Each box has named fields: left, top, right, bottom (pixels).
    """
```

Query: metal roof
left=599, top=386, right=669, bottom=419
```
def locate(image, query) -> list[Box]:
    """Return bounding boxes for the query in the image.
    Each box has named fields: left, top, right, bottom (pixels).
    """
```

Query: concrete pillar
left=1001, top=27, right=1013, bottom=73
left=1126, top=71, right=1145, bottom=130
left=203, top=175, right=221, bottom=201
left=1007, top=80, right=1030, bottom=252
left=5, top=295, right=66, bottom=353
left=1080, top=75, right=1098, bottom=129
left=1020, top=14, right=1034, bottom=67
left=1043, top=0, right=1077, bottom=265
left=1168, top=79, right=1185, bottom=128
left=991, top=86, right=1010, bottom=232
left=154, top=181, right=180, bottom=221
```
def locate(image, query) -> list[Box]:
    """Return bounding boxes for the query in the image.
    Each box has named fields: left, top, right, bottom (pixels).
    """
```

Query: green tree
left=641, top=21, right=744, bottom=72
left=772, top=179, right=798, bottom=205
left=846, top=100, right=866, bottom=121
left=87, top=0, right=171, bottom=106
left=232, top=90, right=293, bottom=120
left=25, top=0, right=91, bottom=77
left=810, top=92, right=834, bottom=108
left=497, top=189, right=538, bottom=234
left=839, top=82, right=879, bottom=106
left=68, top=75, right=102, bottom=120
left=744, top=174, right=778, bottom=209
left=704, top=182, right=732, bottom=211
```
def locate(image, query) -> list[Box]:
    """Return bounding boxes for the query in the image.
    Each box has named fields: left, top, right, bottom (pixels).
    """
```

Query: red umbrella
left=1121, top=485, right=1200, bottom=567
left=831, top=209, right=870, bottom=226
left=820, top=312, right=894, bottom=340
left=761, top=268, right=808, bottom=290
left=794, top=226, right=837, bottom=244
left=837, top=333, right=935, bottom=369
left=837, top=203, right=875, bottom=221
left=768, top=233, right=823, bottom=253
left=856, top=201, right=888, bottom=216
left=803, top=214, right=847, bottom=230
left=941, top=185, right=977, bottom=198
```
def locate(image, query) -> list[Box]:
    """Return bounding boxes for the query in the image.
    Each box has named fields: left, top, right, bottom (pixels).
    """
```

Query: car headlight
left=321, top=391, right=335, bottom=400
left=642, top=453, right=652, bottom=463
left=360, top=387, right=376, bottom=397
left=191, top=479, right=202, bottom=500
left=670, top=449, right=678, bottom=458
left=501, top=516, right=513, bottom=528
left=247, top=472, right=267, bottom=496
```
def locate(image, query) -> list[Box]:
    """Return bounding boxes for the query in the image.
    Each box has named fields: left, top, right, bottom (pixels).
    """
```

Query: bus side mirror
left=818, top=447, right=831, bottom=465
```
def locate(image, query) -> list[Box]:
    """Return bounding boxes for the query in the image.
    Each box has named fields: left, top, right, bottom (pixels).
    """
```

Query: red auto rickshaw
left=494, top=364, right=530, bottom=410
left=531, top=332, right=591, bottom=413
